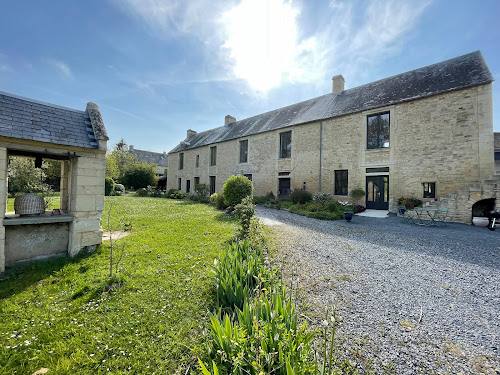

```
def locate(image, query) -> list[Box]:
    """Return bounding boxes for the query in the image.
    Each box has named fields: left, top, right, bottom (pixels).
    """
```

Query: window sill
left=365, top=147, right=390, bottom=151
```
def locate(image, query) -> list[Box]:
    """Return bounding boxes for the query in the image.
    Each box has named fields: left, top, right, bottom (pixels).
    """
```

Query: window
left=179, top=153, right=184, bottom=170
left=423, top=182, right=436, bottom=198
left=209, top=176, right=216, bottom=195
left=367, top=112, right=390, bottom=149
left=196, top=155, right=199, bottom=168
left=239, top=140, right=248, bottom=163
left=366, top=167, right=390, bottom=173
left=186, top=179, right=191, bottom=193
left=243, top=174, right=252, bottom=181
left=279, top=131, right=292, bottom=158
left=194, top=177, right=200, bottom=186
left=210, top=146, right=217, bottom=166
left=335, top=170, right=348, bottom=195
left=178, top=178, right=182, bottom=190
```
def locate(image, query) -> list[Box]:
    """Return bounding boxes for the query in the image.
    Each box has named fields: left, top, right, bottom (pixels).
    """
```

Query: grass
left=0, top=196, right=238, bottom=374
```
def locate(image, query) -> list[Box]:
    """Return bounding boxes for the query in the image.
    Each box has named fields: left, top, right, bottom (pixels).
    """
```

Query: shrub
left=313, top=191, right=332, bottom=203
left=210, top=193, right=227, bottom=210
left=398, top=197, right=422, bottom=209
left=135, top=188, right=148, bottom=197
left=354, top=204, right=366, bottom=213
left=350, top=188, right=365, bottom=204
left=122, top=162, right=157, bottom=190
left=290, top=189, right=312, bottom=204
left=194, top=183, right=210, bottom=202
left=222, top=175, right=253, bottom=207
left=114, top=183, right=125, bottom=195
left=234, top=196, right=255, bottom=237
left=168, top=190, right=186, bottom=199
left=105, top=177, right=115, bottom=196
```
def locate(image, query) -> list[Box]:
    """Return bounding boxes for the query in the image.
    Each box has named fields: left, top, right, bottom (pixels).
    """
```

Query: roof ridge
left=0, top=90, right=86, bottom=114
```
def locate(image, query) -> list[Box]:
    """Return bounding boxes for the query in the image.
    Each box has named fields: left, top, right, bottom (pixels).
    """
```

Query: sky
left=0, top=0, right=499, bottom=153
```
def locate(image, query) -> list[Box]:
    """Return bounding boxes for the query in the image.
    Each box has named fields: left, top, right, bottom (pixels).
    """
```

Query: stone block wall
left=0, top=147, right=7, bottom=271
left=168, top=84, right=494, bottom=222
left=67, top=151, right=106, bottom=257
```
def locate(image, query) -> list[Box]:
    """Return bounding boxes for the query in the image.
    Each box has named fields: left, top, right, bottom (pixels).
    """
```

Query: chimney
left=332, top=75, right=345, bottom=94
left=225, top=115, right=236, bottom=127
left=129, top=145, right=134, bottom=150
left=187, top=129, right=197, bottom=138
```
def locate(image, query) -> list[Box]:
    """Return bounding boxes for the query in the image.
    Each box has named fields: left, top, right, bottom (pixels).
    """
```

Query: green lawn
left=0, top=196, right=238, bottom=374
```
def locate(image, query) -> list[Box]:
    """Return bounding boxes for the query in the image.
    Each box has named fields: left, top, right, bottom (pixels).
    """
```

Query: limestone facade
left=168, top=84, right=495, bottom=222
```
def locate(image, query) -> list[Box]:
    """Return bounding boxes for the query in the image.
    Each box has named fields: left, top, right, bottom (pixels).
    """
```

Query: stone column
left=0, top=147, right=7, bottom=272
left=60, top=160, right=70, bottom=212
left=477, top=83, right=495, bottom=180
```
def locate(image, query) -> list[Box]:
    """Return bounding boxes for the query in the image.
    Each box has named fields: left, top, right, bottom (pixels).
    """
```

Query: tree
left=122, top=162, right=157, bottom=190
left=105, top=140, right=137, bottom=183
left=8, top=157, right=47, bottom=195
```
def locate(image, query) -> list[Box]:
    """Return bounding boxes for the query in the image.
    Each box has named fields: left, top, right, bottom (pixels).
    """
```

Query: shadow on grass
left=0, top=251, right=92, bottom=300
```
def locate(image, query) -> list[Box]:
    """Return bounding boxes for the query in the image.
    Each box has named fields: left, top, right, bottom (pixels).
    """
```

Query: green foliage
left=349, top=188, right=365, bottom=204
left=210, top=193, right=227, bottom=210
left=253, top=192, right=276, bottom=205
left=105, top=141, right=137, bottom=183
left=122, top=162, right=157, bottom=190
left=195, top=183, right=210, bottom=202
left=397, top=197, right=423, bottom=209
left=290, top=189, right=313, bottom=204
left=168, top=189, right=187, bottom=199
left=114, top=183, right=125, bottom=195
left=8, top=157, right=48, bottom=194
left=105, top=177, right=115, bottom=196
left=43, top=160, right=62, bottom=191
left=313, top=192, right=333, bottom=203
left=222, top=175, right=253, bottom=207
left=234, top=196, right=255, bottom=237
left=0, top=197, right=238, bottom=374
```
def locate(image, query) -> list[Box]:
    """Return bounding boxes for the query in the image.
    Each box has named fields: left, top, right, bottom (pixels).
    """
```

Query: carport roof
left=170, top=50, right=494, bottom=153
left=0, top=91, right=103, bottom=149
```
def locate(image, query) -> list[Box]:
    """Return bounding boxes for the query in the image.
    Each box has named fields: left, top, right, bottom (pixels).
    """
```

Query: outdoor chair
left=399, top=205, right=418, bottom=224
left=432, top=207, right=448, bottom=226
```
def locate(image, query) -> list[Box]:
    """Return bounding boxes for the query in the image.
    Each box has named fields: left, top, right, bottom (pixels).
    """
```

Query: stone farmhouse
left=168, top=51, right=497, bottom=223
left=0, top=91, right=108, bottom=272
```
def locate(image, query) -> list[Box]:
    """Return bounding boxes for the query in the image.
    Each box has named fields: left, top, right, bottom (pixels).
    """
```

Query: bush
left=105, top=177, right=115, bottom=196
left=210, top=193, right=227, bottom=210
left=313, top=191, right=332, bottom=203
left=350, top=188, right=365, bottom=204
left=354, top=204, right=366, bottom=213
left=234, top=196, right=255, bottom=237
left=398, top=197, right=422, bottom=210
left=135, top=188, right=148, bottom=197
left=114, top=183, right=125, bottom=195
left=122, top=162, right=157, bottom=190
left=290, top=189, right=312, bottom=204
left=168, top=190, right=186, bottom=199
left=222, top=175, right=253, bottom=207
left=194, top=183, right=210, bottom=202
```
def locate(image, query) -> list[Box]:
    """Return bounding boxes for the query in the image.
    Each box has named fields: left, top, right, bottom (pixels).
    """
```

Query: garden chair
left=399, top=205, right=418, bottom=224
left=433, top=207, right=448, bottom=226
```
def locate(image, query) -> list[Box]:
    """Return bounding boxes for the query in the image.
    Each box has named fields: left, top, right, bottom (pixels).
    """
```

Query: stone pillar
left=477, top=83, right=495, bottom=180
left=67, top=153, right=105, bottom=258
left=0, top=147, right=7, bottom=272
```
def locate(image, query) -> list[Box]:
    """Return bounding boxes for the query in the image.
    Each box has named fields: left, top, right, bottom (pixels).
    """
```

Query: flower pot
left=344, top=212, right=353, bottom=221
left=472, top=217, right=489, bottom=227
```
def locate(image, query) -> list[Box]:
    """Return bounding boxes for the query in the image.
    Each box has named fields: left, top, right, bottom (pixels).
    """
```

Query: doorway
left=278, top=178, right=291, bottom=198
left=366, top=176, right=389, bottom=210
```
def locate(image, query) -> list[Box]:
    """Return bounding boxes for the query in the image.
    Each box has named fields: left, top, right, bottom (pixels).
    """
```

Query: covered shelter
left=0, top=91, right=108, bottom=272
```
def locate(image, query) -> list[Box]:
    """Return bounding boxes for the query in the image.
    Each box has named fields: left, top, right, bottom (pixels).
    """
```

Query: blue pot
left=345, top=212, right=353, bottom=221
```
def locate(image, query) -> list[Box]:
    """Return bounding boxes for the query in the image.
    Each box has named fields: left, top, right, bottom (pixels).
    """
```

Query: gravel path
left=256, top=206, right=500, bottom=375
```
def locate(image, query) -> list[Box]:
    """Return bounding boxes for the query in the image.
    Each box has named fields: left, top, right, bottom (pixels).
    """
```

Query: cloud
left=100, top=104, right=143, bottom=120
left=45, top=58, right=73, bottom=79
left=111, top=0, right=431, bottom=94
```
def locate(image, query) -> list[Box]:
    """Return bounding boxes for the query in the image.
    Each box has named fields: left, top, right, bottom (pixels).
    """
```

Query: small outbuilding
left=0, top=91, right=108, bottom=272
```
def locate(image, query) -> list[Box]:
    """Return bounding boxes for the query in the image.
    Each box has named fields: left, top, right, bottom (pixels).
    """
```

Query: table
left=413, top=207, right=440, bottom=226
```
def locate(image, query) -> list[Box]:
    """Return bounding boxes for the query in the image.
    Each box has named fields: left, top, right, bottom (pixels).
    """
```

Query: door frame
left=365, top=175, right=389, bottom=210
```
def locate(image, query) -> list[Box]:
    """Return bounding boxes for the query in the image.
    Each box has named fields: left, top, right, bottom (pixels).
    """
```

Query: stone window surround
left=367, top=111, right=390, bottom=149
left=279, top=130, right=292, bottom=159
left=238, top=139, right=249, bottom=164
left=362, top=106, right=395, bottom=152
left=210, top=146, right=217, bottom=166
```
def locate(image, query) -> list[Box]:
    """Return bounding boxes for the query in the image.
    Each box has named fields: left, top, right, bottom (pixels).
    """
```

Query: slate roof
left=129, top=148, right=168, bottom=166
left=171, top=51, right=494, bottom=153
left=0, top=91, right=99, bottom=149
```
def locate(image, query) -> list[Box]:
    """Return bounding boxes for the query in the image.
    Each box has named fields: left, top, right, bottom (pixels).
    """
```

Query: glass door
left=366, top=176, right=389, bottom=210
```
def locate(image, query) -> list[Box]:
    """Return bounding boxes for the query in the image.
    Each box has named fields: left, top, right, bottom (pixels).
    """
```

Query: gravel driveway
left=256, top=206, right=500, bottom=375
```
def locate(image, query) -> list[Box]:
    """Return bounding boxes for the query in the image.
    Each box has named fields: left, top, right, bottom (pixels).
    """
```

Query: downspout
left=319, top=121, right=323, bottom=192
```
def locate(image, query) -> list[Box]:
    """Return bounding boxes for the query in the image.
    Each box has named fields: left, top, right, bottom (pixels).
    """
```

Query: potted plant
left=338, top=200, right=354, bottom=221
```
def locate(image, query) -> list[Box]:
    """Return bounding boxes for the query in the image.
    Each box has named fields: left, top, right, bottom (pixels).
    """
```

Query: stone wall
left=0, top=147, right=7, bottom=272
left=168, top=84, right=494, bottom=221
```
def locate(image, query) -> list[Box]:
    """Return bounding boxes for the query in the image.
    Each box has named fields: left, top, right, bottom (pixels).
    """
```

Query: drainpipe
left=319, top=121, right=323, bottom=192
